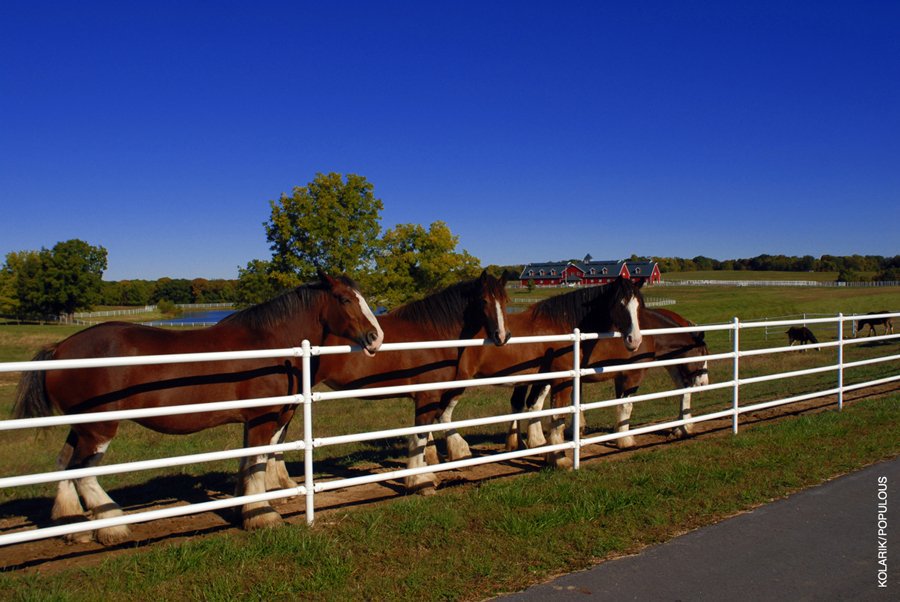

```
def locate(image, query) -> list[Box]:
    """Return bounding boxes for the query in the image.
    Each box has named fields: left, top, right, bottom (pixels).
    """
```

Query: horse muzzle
left=492, top=329, right=512, bottom=346
left=623, top=333, right=642, bottom=352
left=362, top=330, right=383, bottom=357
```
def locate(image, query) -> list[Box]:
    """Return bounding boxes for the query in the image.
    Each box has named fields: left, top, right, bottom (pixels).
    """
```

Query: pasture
left=0, top=282, right=898, bottom=599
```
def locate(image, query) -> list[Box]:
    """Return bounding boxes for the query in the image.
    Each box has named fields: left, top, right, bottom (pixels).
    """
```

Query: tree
left=367, top=221, right=482, bottom=308
left=40, top=239, right=108, bottom=318
left=264, top=172, right=383, bottom=282
left=235, top=259, right=301, bottom=306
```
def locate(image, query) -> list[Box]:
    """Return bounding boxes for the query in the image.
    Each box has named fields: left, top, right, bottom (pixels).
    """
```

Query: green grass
left=1, top=395, right=896, bottom=600
left=661, top=270, right=877, bottom=282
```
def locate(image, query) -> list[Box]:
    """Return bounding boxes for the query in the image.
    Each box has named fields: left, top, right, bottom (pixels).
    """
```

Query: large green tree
left=2, top=240, right=107, bottom=319
left=368, top=221, right=482, bottom=308
left=264, top=172, right=383, bottom=281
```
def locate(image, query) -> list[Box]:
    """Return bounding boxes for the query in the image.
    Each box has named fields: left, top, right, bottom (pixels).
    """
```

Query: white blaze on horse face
left=623, top=296, right=642, bottom=350
left=354, top=290, right=384, bottom=355
left=494, top=300, right=508, bottom=343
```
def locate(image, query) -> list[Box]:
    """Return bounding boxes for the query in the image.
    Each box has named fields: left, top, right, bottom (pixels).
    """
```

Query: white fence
left=0, top=312, right=898, bottom=546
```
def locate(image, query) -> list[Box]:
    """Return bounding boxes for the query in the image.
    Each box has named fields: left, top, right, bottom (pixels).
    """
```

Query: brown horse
left=315, top=270, right=512, bottom=493
left=786, top=326, right=820, bottom=350
left=506, top=306, right=709, bottom=451
left=13, top=273, right=383, bottom=544
left=442, top=276, right=645, bottom=469
left=855, top=311, right=895, bottom=337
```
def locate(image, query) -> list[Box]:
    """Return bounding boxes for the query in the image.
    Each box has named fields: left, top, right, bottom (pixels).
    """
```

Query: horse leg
left=506, top=386, right=527, bottom=451
left=544, top=383, right=573, bottom=470
left=405, top=393, right=441, bottom=495
left=265, top=420, right=298, bottom=491
left=666, top=366, right=694, bottom=438
left=439, top=392, right=472, bottom=461
left=239, top=419, right=283, bottom=530
left=62, top=425, right=131, bottom=545
left=522, top=384, right=549, bottom=449
left=51, top=431, right=92, bottom=543
left=614, top=375, right=639, bottom=449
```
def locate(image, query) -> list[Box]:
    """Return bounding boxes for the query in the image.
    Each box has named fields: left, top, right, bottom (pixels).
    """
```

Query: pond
left=152, top=309, right=236, bottom=326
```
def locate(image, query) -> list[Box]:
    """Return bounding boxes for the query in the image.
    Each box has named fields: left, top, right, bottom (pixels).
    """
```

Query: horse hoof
left=96, top=524, right=132, bottom=546
left=672, top=425, right=693, bottom=439
left=405, top=473, right=439, bottom=494
left=64, top=530, right=95, bottom=544
left=544, top=452, right=573, bottom=470
left=446, top=439, right=472, bottom=462
left=243, top=508, right=284, bottom=531
left=616, top=436, right=636, bottom=449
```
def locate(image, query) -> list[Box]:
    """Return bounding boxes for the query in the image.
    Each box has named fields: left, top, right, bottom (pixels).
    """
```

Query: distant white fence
left=0, top=312, right=897, bottom=546
left=658, top=279, right=900, bottom=288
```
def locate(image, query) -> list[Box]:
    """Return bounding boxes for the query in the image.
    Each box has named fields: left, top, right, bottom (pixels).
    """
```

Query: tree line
left=649, top=254, right=900, bottom=281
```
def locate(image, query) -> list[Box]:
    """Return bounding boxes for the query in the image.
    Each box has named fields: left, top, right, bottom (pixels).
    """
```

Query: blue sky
left=2, top=1, right=898, bottom=281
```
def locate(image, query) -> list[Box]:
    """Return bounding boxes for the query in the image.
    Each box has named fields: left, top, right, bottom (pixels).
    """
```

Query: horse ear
left=317, top=268, right=337, bottom=289
left=500, top=270, right=514, bottom=285
left=479, top=269, right=489, bottom=283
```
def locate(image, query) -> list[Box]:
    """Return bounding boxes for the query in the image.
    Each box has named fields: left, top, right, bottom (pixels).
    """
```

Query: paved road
left=501, top=456, right=897, bottom=601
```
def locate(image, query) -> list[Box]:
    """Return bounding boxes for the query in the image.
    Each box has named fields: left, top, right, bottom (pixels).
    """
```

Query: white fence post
left=732, top=317, right=740, bottom=434
left=572, top=328, right=581, bottom=470
left=302, top=340, right=315, bottom=525
left=837, top=313, right=844, bottom=411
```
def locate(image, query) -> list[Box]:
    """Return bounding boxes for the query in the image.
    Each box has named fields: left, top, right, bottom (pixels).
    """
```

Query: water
left=157, top=309, right=236, bottom=326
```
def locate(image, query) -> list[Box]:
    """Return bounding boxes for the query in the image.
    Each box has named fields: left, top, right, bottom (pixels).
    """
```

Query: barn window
left=550, top=269, right=556, bottom=275
left=601, top=268, right=608, bottom=275
left=590, top=268, right=596, bottom=274
left=635, top=267, right=641, bottom=274
left=528, top=270, right=534, bottom=276
left=539, top=270, right=544, bottom=276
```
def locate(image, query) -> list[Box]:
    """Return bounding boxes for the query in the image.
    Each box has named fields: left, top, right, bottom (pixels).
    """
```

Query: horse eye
left=340, top=297, right=351, bottom=305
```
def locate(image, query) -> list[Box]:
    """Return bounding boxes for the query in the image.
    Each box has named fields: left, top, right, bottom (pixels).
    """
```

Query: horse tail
left=13, top=346, right=58, bottom=419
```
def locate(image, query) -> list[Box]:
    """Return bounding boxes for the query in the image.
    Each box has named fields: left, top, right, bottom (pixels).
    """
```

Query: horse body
left=856, top=311, right=894, bottom=337
left=453, top=277, right=645, bottom=468
left=786, top=326, right=819, bottom=350
left=507, top=306, right=709, bottom=450
left=14, top=275, right=382, bottom=544
left=315, top=271, right=512, bottom=493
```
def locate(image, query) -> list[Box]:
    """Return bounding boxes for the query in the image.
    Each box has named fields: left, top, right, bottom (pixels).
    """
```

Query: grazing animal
left=13, top=273, right=383, bottom=544
left=786, top=326, right=820, bottom=350
left=855, top=312, right=894, bottom=337
left=442, top=276, right=645, bottom=469
left=315, top=270, right=512, bottom=493
left=508, top=307, right=709, bottom=450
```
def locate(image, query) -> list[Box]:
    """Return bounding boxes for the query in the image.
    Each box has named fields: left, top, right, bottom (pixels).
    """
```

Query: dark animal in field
left=13, top=273, right=383, bottom=544
left=786, top=326, right=820, bottom=351
left=855, top=312, right=895, bottom=337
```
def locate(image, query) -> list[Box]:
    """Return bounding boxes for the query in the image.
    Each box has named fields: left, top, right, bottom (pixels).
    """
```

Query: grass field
left=0, top=282, right=898, bottom=598
left=659, top=270, right=877, bottom=282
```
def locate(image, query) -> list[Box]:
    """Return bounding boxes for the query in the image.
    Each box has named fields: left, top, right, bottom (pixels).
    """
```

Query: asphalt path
left=500, top=456, right=897, bottom=601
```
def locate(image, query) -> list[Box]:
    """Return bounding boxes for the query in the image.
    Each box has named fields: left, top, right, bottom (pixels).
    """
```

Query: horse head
left=318, top=271, right=384, bottom=356
left=475, top=270, right=513, bottom=346
left=608, top=276, right=644, bottom=352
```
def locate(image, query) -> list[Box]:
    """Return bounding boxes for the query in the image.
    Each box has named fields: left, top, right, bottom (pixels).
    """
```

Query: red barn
left=519, top=258, right=660, bottom=287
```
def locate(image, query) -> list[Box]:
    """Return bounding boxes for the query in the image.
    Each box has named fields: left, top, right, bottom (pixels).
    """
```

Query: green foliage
left=2, top=239, right=107, bottom=319
left=235, top=259, right=300, bottom=306
left=264, top=172, right=383, bottom=281
left=366, top=220, right=482, bottom=307
left=654, top=253, right=897, bottom=275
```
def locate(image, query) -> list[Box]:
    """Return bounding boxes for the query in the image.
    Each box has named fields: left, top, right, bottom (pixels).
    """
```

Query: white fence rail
left=0, top=312, right=898, bottom=546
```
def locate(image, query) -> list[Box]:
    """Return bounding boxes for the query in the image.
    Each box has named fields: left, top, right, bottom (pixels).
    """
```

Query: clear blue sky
left=2, top=1, right=898, bottom=281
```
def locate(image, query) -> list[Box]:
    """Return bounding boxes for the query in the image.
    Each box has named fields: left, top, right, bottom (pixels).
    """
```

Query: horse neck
left=218, top=290, right=328, bottom=347
left=645, top=311, right=703, bottom=357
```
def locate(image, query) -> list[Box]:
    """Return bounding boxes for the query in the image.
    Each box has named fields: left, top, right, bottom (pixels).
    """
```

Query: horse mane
left=221, top=277, right=358, bottom=331
left=531, top=283, right=620, bottom=330
left=389, top=279, right=481, bottom=339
